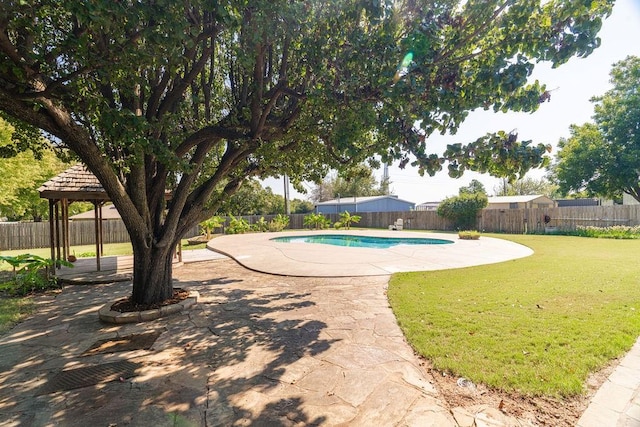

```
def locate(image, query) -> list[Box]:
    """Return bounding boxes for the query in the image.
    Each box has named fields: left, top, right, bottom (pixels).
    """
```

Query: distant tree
left=493, top=176, right=558, bottom=197
left=378, top=175, right=391, bottom=196
left=311, top=164, right=387, bottom=202
left=551, top=56, right=640, bottom=202
left=218, top=180, right=285, bottom=215
left=262, top=189, right=286, bottom=215
left=437, top=192, right=488, bottom=230
left=0, top=148, right=70, bottom=221
left=0, top=118, right=75, bottom=221
left=309, top=176, right=335, bottom=203
left=291, top=199, right=314, bottom=214
left=459, top=179, right=487, bottom=196
left=0, top=114, right=51, bottom=159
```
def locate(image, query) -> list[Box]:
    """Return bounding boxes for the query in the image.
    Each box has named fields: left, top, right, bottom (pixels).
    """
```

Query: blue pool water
left=270, top=234, right=453, bottom=249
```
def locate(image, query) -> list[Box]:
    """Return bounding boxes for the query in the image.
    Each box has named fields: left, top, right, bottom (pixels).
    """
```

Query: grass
left=0, top=297, right=34, bottom=333
left=0, top=239, right=207, bottom=271
left=388, top=234, right=640, bottom=397
left=0, top=242, right=134, bottom=262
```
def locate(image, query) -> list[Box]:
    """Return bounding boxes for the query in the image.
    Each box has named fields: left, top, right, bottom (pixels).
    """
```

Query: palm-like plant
left=304, top=213, right=330, bottom=230
left=339, top=211, right=361, bottom=230
left=200, top=216, right=224, bottom=239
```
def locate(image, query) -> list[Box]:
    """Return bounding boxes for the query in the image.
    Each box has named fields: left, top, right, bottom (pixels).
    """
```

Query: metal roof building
left=315, top=195, right=415, bottom=214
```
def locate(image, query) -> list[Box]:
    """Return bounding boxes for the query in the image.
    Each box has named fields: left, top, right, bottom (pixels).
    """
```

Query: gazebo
left=38, top=164, right=110, bottom=271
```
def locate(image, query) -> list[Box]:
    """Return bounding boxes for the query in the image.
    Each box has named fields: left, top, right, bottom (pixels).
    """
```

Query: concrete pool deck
left=207, top=229, right=533, bottom=277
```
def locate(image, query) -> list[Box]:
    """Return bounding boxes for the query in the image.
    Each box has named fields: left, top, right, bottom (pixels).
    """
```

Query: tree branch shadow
left=0, top=262, right=341, bottom=425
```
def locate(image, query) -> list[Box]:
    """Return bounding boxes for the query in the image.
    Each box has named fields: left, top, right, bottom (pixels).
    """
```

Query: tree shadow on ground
left=0, top=260, right=339, bottom=426
left=169, top=280, right=335, bottom=425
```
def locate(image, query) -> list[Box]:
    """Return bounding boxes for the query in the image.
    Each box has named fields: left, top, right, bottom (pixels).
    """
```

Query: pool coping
left=207, top=229, right=533, bottom=277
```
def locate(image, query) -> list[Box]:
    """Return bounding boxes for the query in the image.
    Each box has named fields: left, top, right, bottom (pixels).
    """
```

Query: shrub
left=226, top=215, right=251, bottom=234
left=303, top=213, right=331, bottom=229
left=251, top=217, right=269, bottom=232
left=529, top=225, right=640, bottom=238
left=268, top=214, right=290, bottom=232
left=458, top=230, right=481, bottom=240
left=199, top=216, right=224, bottom=238
left=0, top=254, right=71, bottom=296
left=437, top=193, right=488, bottom=230
left=573, top=225, right=640, bottom=239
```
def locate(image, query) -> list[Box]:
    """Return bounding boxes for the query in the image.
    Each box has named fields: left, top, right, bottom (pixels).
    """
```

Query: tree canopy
left=551, top=56, right=640, bottom=202
left=0, top=0, right=613, bottom=304
left=493, top=176, right=557, bottom=197
left=310, top=164, right=388, bottom=202
left=0, top=118, right=83, bottom=221
left=217, top=179, right=312, bottom=215
left=0, top=148, right=64, bottom=221
left=458, top=179, right=487, bottom=196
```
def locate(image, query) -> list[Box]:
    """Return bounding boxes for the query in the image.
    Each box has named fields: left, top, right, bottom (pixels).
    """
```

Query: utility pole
left=283, top=175, right=291, bottom=214
left=382, top=163, right=390, bottom=195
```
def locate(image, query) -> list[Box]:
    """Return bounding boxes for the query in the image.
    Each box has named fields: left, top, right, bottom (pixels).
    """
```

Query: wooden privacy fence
left=479, top=205, right=640, bottom=234
left=3, top=205, right=640, bottom=251
left=0, top=220, right=199, bottom=251
left=232, top=205, right=640, bottom=234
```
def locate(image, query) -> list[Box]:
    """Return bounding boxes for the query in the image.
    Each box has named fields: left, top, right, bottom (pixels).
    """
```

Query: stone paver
left=578, top=337, right=640, bottom=427
left=0, top=259, right=459, bottom=426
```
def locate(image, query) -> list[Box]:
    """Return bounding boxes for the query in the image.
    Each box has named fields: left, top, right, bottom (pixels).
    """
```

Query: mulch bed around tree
left=110, top=288, right=190, bottom=313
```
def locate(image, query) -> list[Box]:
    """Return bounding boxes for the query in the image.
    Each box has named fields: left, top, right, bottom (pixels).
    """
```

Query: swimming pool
left=270, top=234, right=453, bottom=249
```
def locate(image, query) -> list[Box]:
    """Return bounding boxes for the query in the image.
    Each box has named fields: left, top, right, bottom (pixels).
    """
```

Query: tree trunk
left=130, top=241, right=174, bottom=305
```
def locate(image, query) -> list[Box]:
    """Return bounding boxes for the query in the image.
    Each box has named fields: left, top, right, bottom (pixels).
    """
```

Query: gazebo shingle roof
left=38, top=164, right=109, bottom=201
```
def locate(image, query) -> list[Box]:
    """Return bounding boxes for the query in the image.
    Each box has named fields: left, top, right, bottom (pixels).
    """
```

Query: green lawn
left=0, top=297, right=33, bottom=333
left=388, top=234, right=640, bottom=397
left=0, top=239, right=206, bottom=271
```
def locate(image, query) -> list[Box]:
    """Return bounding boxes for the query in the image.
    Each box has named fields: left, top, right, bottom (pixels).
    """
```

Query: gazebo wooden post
left=48, top=200, right=56, bottom=268
left=66, top=199, right=72, bottom=260
left=61, top=198, right=69, bottom=262
left=98, top=203, right=104, bottom=256
left=93, top=201, right=101, bottom=271
left=54, top=202, right=61, bottom=267
left=48, top=200, right=55, bottom=259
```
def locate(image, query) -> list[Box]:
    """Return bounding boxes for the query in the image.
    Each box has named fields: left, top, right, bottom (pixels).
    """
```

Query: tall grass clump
left=573, top=225, right=640, bottom=239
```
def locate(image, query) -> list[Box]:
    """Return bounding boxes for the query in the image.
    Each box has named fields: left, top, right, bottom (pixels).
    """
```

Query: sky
left=265, top=0, right=640, bottom=204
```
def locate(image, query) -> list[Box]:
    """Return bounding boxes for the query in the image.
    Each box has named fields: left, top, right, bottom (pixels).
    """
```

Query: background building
left=315, top=195, right=415, bottom=214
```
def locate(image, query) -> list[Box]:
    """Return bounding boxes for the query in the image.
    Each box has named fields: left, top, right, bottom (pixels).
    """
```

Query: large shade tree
left=552, top=56, right=640, bottom=202
left=0, top=0, right=612, bottom=304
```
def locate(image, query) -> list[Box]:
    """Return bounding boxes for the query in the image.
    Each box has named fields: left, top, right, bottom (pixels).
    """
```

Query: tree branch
left=435, top=0, right=511, bottom=64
